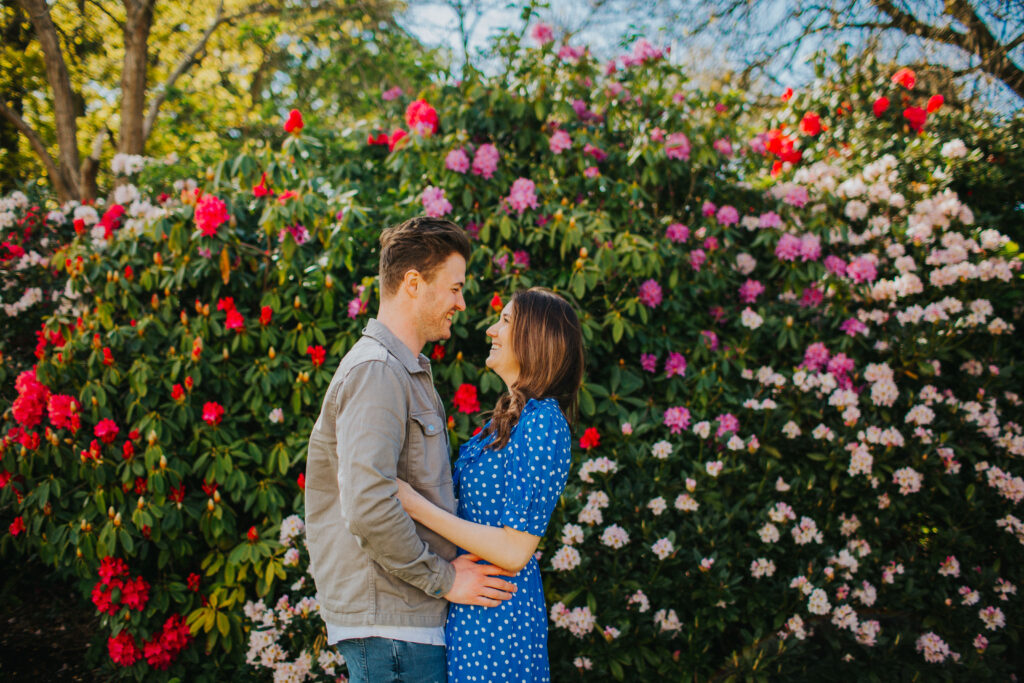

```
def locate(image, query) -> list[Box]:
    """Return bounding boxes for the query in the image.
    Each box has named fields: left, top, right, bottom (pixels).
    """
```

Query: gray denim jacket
left=305, top=319, right=457, bottom=627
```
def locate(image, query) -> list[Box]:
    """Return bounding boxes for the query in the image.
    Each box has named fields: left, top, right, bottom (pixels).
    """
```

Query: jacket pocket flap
left=411, top=411, right=443, bottom=436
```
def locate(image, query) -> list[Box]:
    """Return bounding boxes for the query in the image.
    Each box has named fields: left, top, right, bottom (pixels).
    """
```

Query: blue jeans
left=335, top=637, right=445, bottom=683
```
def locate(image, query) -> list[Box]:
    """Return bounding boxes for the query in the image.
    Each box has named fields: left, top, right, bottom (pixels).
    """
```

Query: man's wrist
left=432, top=558, right=456, bottom=598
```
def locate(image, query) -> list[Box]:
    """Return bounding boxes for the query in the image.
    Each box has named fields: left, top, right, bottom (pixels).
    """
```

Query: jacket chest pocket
left=406, top=410, right=449, bottom=486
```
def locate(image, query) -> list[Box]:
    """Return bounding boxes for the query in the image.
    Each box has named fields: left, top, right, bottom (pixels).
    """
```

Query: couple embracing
left=304, top=216, right=585, bottom=682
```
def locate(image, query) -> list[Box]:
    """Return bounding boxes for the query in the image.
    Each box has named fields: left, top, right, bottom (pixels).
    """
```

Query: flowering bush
left=2, top=21, right=1023, bottom=682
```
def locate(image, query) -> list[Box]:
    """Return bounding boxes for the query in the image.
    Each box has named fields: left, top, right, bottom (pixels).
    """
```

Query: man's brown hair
left=378, top=216, right=472, bottom=296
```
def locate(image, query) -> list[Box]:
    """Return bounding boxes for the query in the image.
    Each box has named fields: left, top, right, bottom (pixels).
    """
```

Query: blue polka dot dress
left=446, top=397, right=571, bottom=682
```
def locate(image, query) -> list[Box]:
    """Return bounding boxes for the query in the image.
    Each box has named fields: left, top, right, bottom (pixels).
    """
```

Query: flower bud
left=222, top=347, right=229, bottom=360
left=147, top=430, right=158, bottom=446
left=137, top=497, right=145, bottom=510
left=293, top=296, right=301, bottom=309
left=107, top=506, right=116, bottom=519
left=207, top=498, right=215, bottom=511
left=579, top=247, right=588, bottom=258
left=325, top=274, right=334, bottom=289
left=154, top=252, right=163, bottom=266
left=76, top=548, right=83, bottom=558
left=202, top=303, right=210, bottom=317
left=180, top=311, right=189, bottom=326
left=159, top=454, right=167, bottom=469
left=213, top=489, right=221, bottom=503
left=785, top=316, right=794, bottom=328
left=151, top=293, right=160, bottom=309
left=268, top=347, right=276, bottom=360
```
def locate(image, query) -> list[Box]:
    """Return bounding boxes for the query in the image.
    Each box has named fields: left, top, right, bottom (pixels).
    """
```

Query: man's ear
left=402, top=269, right=421, bottom=297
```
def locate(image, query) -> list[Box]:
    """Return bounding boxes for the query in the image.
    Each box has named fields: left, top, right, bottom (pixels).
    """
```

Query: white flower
left=808, top=588, right=831, bottom=615
left=750, top=558, right=776, bottom=578
left=560, top=523, right=584, bottom=546
left=647, top=497, right=667, bottom=516
left=758, top=523, right=780, bottom=544
left=551, top=545, right=582, bottom=571
left=651, top=440, right=673, bottom=459
left=269, top=408, right=284, bottom=424
left=651, top=538, right=674, bottom=560
left=782, top=421, right=801, bottom=438
left=692, top=421, right=711, bottom=438
left=600, top=524, right=630, bottom=549
left=675, top=493, right=699, bottom=512
left=740, top=307, right=763, bottom=330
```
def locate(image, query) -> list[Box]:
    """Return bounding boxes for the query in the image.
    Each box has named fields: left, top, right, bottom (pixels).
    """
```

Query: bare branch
left=83, top=0, right=125, bottom=31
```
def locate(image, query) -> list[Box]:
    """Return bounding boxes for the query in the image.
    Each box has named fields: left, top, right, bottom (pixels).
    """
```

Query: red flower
left=764, top=128, right=802, bottom=164
left=202, top=402, right=225, bottom=426
left=453, top=384, right=481, bottom=414
left=102, top=347, right=114, bottom=365
left=308, top=345, right=326, bottom=367
left=184, top=376, right=194, bottom=391
left=430, top=344, right=445, bottom=361
left=129, top=429, right=139, bottom=440
left=283, top=109, right=304, bottom=134
left=490, top=293, right=503, bottom=312
left=195, top=195, right=229, bottom=238
left=216, top=296, right=236, bottom=313
left=91, top=578, right=123, bottom=614
left=781, top=87, right=793, bottom=102
left=171, top=384, right=185, bottom=401
left=387, top=128, right=408, bottom=152
left=927, top=94, right=944, bottom=112
left=872, top=96, right=889, bottom=117
left=47, top=393, right=79, bottom=432
left=799, top=112, right=822, bottom=136
left=12, top=369, right=49, bottom=429
left=169, top=484, right=186, bottom=503
left=367, top=132, right=389, bottom=146
left=122, top=441, right=135, bottom=460
left=247, top=526, right=259, bottom=543
left=277, top=190, right=298, bottom=204
left=579, top=427, right=600, bottom=450
left=98, top=556, right=129, bottom=583
left=99, top=204, right=125, bottom=238
left=405, top=99, right=439, bottom=136
left=253, top=172, right=272, bottom=197
left=9, top=516, right=25, bottom=536
left=187, top=573, right=201, bottom=592
left=134, top=477, right=147, bottom=494
left=891, top=67, right=916, bottom=89
left=259, top=305, right=273, bottom=325
left=0, top=471, right=10, bottom=489
left=225, top=309, right=245, bottom=333
left=121, top=575, right=150, bottom=611
left=95, top=418, right=120, bottom=444
left=73, top=218, right=85, bottom=234
left=903, top=106, right=927, bottom=132
left=447, top=415, right=455, bottom=429
left=297, top=473, right=305, bottom=490
left=108, top=631, right=141, bottom=667
left=143, top=639, right=173, bottom=670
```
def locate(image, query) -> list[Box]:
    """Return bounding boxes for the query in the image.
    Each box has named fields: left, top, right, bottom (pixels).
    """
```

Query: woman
left=396, top=287, right=584, bottom=682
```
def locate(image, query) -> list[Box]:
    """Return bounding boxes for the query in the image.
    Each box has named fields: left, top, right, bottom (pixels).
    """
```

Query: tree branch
left=0, top=99, right=70, bottom=201
left=83, top=0, right=125, bottom=31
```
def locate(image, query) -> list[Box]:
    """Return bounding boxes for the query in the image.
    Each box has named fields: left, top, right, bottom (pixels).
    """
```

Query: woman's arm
left=396, top=480, right=539, bottom=573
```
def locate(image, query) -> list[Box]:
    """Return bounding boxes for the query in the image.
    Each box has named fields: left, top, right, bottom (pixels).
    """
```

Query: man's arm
left=337, top=361, right=517, bottom=604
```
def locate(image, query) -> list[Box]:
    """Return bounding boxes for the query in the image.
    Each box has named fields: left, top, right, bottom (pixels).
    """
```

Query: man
left=305, top=216, right=516, bottom=682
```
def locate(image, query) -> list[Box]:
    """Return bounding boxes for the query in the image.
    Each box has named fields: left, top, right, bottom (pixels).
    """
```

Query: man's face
left=415, top=252, right=466, bottom=344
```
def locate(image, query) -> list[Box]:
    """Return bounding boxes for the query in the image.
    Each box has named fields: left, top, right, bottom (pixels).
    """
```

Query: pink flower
left=802, top=342, right=830, bottom=371
left=700, top=330, right=719, bottom=350
left=421, top=186, right=453, bottom=217
left=513, top=250, right=530, bottom=269
left=663, top=406, right=691, bottom=434
left=715, top=413, right=739, bottom=437
left=800, top=234, right=821, bottom=261
left=665, top=133, right=690, bottom=160
left=689, top=248, right=707, bottom=271
left=738, top=279, right=765, bottom=303
left=472, top=144, right=499, bottom=179
left=638, top=279, right=662, bottom=308
left=666, top=223, right=689, bottom=243
left=225, top=309, right=245, bottom=332
left=799, top=285, right=823, bottom=308
left=445, top=149, right=470, bottom=173
left=583, top=143, right=607, bottom=162
left=405, top=99, right=439, bottom=136
left=847, top=256, right=878, bottom=283
left=195, top=195, right=228, bottom=238
left=202, top=402, right=225, bottom=426
left=759, top=211, right=782, bottom=229
left=506, top=178, right=539, bottom=214
left=713, top=137, right=733, bottom=156
left=640, top=353, right=658, bottom=373
left=584, top=166, right=600, bottom=178
left=558, top=44, right=586, bottom=62
left=665, top=352, right=687, bottom=378
left=840, top=318, right=868, bottom=337
left=716, top=205, right=739, bottom=225
left=775, top=233, right=803, bottom=261
left=549, top=130, right=572, bottom=154
left=531, top=22, right=554, bottom=45
left=95, top=418, right=120, bottom=444
left=785, top=186, right=809, bottom=208
left=824, top=255, right=847, bottom=276
left=381, top=86, right=403, bottom=101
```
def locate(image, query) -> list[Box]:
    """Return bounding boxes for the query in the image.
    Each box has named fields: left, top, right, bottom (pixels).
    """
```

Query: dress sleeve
left=499, top=403, right=572, bottom=537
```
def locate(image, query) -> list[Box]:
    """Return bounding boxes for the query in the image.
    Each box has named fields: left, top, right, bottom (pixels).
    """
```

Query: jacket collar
left=364, top=318, right=430, bottom=375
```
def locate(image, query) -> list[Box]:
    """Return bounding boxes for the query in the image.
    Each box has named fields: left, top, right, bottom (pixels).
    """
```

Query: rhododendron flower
left=108, top=631, right=141, bottom=667
left=307, top=345, right=326, bottom=368
left=891, top=67, right=916, bottom=89
left=453, top=383, right=480, bottom=413
left=713, top=137, right=733, bottom=156
left=506, top=178, right=538, bottom=214
left=13, top=370, right=49, bottom=429
left=927, top=94, right=944, bottom=112
left=195, top=195, right=228, bottom=238
left=558, top=44, right=586, bottom=62
left=583, top=166, right=599, bottom=178
left=800, top=112, right=822, bottom=136
left=640, top=353, right=658, bottom=373
left=421, top=186, right=453, bottom=217
left=95, top=418, right=119, bottom=444
left=663, top=406, right=691, bottom=434
left=740, top=307, right=763, bottom=329
left=775, top=233, right=803, bottom=261
left=253, top=172, right=271, bottom=197
left=202, top=402, right=225, bottom=426
left=847, top=256, right=878, bottom=283
left=579, top=427, right=600, bottom=450
left=638, top=279, right=662, bottom=308
left=445, top=149, right=470, bottom=173
left=706, top=461, right=723, bottom=477
left=387, top=128, right=408, bottom=152
left=472, top=144, right=499, bottom=178
left=259, top=306, right=272, bottom=325
left=9, top=516, right=25, bottom=536
left=490, top=293, right=503, bottom=312
left=665, top=133, right=690, bottom=160
left=738, top=279, right=765, bottom=303
left=664, top=352, right=686, bottom=378
left=716, top=205, right=739, bottom=225
left=824, top=255, right=847, bottom=276
left=381, top=86, right=403, bottom=100
left=549, top=130, right=571, bottom=154
left=47, top=394, right=79, bottom=432
left=666, top=223, right=689, bottom=243
left=405, top=99, right=439, bottom=136
left=903, top=106, right=927, bottom=132
left=872, top=96, right=889, bottom=117
left=583, top=143, right=607, bottom=162
left=781, top=87, right=793, bottom=101
left=225, top=309, right=245, bottom=332
left=531, top=22, right=554, bottom=45
left=283, top=109, right=304, bottom=133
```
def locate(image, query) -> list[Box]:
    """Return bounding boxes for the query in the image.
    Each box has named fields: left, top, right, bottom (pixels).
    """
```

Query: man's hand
left=444, top=553, right=518, bottom=607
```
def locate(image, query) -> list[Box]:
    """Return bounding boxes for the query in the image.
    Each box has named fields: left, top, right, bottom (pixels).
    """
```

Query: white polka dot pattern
left=446, top=397, right=572, bottom=682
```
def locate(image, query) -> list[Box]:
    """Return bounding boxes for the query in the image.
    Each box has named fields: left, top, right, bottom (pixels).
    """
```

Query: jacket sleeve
left=335, top=360, right=455, bottom=598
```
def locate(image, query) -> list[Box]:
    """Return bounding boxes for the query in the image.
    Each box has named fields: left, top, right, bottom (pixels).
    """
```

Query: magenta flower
left=715, top=413, right=739, bottom=437
left=531, top=22, right=554, bottom=45
left=738, top=279, right=765, bottom=303
left=663, top=406, right=692, bottom=434
left=421, top=186, right=453, bottom=218
left=824, top=255, right=848, bottom=277
left=802, top=342, right=830, bottom=371
left=800, top=234, right=821, bottom=261
left=689, top=248, right=707, bottom=271
left=759, top=211, right=782, bottom=229
left=713, top=137, right=733, bottom=157
left=583, top=143, right=607, bottom=162
left=716, top=205, right=739, bottom=226
left=665, top=352, right=687, bottom=378
left=827, top=353, right=854, bottom=377
left=638, top=279, right=663, bottom=308
left=195, top=195, right=228, bottom=238
left=701, top=201, right=717, bottom=217
left=703, top=236, right=719, bottom=251
left=840, top=318, right=868, bottom=336
left=382, top=86, right=403, bottom=101
left=641, top=353, right=658, bottom=373
left=445, top=149, right=470, bottom=173
left=775, top=233, right=803, bottom=261
left=665, top=133, right=690, bottom=160
left=700, top=330, right=719, bottom=350
left=666, top=223, right=689, bottom=243
left=549, top=130, right=572, bottom=154
left=506, top=178, right=539, bottom=214
left=471, top=144, right=499, bottom=179
left=847, top=256, right=878, bottom=283
left=799, top=285, right=823, bottom=308
left=513, top=250, right=530, bottom=269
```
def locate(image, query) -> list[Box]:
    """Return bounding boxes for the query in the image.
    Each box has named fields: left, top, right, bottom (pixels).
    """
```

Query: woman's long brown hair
left=480, top=287, right=584, bottom=450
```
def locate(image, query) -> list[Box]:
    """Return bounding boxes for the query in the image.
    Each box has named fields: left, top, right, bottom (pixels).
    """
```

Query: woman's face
left=485, top=300, right=520, bottom=386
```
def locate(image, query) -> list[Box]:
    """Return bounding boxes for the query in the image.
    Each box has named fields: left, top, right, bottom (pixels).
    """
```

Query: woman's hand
left=395, top=479, right=425, bottom=521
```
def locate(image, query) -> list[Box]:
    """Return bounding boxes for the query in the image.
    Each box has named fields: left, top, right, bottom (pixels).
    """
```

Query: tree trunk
left=17, top=0, right=81, bottom=200
left=119, top=0, right=154, bottom=155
